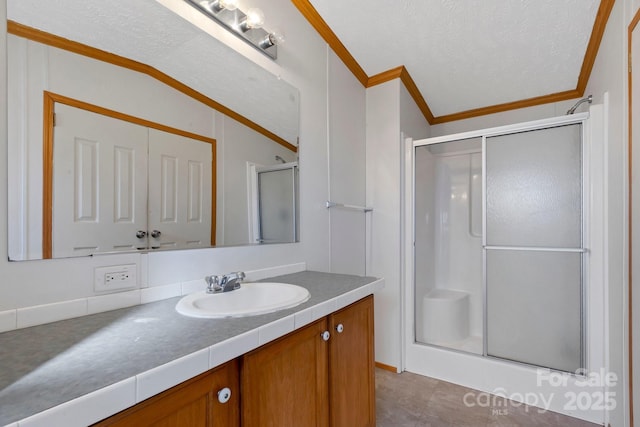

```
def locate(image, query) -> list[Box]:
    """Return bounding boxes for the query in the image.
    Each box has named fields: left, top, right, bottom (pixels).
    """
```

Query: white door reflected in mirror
left=53, top=104, right=148, bottom=258
left=50, top=102, right=214, bottom=258
left=148, top=128, right=213, bottom=251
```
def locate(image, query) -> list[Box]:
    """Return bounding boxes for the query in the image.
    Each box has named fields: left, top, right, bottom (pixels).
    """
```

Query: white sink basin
left=175, top=282, right=311, bottom=318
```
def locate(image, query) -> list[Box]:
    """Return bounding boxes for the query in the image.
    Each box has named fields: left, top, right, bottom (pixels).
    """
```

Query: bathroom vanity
left=0, top=271, right=383, bottom=427
left=94, top=295, right=374, bottom=426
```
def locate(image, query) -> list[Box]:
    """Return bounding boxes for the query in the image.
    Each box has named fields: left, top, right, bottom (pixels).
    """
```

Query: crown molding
left=291, top=0, right=368, bottom=86
left=7, top=20, right=297, bottom=152
left=292, top=0, right=615, bottom=125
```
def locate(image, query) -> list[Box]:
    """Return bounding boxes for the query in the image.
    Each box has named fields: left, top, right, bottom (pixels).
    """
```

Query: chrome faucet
left=205, top=271, right=245, bottom=294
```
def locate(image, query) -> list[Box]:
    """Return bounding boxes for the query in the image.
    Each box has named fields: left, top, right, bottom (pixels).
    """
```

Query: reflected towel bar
left=484, top=245, right=588, bottom=253
left=326, top=201, right=373, bottom=212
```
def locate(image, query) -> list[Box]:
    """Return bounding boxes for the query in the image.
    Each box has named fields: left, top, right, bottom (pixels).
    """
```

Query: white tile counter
left=0, top=271, right=383, bottom=427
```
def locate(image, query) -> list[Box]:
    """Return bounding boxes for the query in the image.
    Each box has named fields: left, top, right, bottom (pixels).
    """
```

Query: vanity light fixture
left=187, top=0, right=280, bottom=59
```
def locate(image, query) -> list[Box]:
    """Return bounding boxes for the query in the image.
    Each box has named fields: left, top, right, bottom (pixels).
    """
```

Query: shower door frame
left=403, top=110, right=607, bottom=420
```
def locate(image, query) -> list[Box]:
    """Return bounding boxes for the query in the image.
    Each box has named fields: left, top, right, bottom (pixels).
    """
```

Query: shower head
left=275, top=155, right=286, bottom=164
left=566, top=95, right=592, bottom=115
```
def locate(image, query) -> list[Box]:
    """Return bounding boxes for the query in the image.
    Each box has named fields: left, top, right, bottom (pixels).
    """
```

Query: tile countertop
left=0, top=271, right=383, bottom=427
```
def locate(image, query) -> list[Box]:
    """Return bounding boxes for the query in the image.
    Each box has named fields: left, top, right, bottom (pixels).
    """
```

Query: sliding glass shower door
left=411, top=118, right=587, bottom=374
left=484, top=124, right=585, bottom=373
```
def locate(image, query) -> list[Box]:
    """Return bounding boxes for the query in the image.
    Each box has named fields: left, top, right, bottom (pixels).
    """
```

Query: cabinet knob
left=321, top=330, right=330, bottom=341
left=217, top=387, right=232, bottom=404
left=136, top=230, right=147, bottom=239
left=335, top=323, right=344, bottom=333
left=151, top=229, right=162, bottom=239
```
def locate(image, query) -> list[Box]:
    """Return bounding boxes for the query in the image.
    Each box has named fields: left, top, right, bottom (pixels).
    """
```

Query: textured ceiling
left=309, top=0, right=600, bottom=117
left=7, top=0, right=300, bottom=145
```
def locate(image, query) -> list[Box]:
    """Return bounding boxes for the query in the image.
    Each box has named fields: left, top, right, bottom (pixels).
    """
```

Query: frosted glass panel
left=258, top=167, right=297, bottom=243
left=486, top=250, right=582, bottom=372
left=414, top=138, right=484, bottom=355
left=486, top=124, right=582, bottom=248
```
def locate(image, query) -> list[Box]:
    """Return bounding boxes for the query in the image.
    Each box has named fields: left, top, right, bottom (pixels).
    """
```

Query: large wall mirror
left=7, top=0, right=300, bottom=261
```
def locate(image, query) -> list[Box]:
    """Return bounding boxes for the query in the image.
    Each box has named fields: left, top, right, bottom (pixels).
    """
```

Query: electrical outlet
left=105, top=271, right=130, bottom=284
left=95, top=264, right=137, bottom=293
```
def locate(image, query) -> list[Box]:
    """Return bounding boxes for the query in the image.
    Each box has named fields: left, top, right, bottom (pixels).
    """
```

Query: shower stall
left=408, top=113, right=594, bottom=374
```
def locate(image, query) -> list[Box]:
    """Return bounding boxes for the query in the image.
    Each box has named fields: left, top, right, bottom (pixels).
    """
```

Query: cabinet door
left=93, top=359, right=239, bottom=427
left=329, top=295, right=375, bottom=427
left=241, top=318, right=329, bottom=427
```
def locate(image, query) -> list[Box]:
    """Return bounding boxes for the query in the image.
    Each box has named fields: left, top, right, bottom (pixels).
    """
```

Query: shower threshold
left=420, top=335, right=483, bottom=355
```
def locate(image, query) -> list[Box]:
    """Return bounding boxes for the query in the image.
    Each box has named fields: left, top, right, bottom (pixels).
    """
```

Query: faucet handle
left=205, top=275, right=223, bottom=293
left=227, top=271, right=245, bottom=291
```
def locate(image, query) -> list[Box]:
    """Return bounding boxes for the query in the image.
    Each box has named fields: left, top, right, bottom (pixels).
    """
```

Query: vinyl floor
left=375, top=368, right=603, bottom=427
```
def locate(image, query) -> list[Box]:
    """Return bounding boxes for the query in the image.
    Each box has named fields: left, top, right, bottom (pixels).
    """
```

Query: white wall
left=366, top=80, right=430, bottom=369
left=367, top=80, right=401, bottom=368
left=585, top=1, right=630, bottom=425
left=632, top=3, right=640, bottom=425
left=327, top=50, right=368, bottom=275
left=0, top=0, right=357, bottom=319
left=400, top=85, right=432, bottom=141
left=586, top=0, right=634, bottom=425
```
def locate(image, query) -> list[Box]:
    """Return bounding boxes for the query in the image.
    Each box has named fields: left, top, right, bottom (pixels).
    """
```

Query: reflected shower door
left=257, top=165, right=298, bottom=243
left=484, top=124, right=584, bottom=373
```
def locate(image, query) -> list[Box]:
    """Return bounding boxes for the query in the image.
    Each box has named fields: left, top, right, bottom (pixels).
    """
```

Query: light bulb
left=245, top=8, right=265, bottom=29
left=269, top=29, right=285, bottom=45
left=259, top=29, right=285, bottom=49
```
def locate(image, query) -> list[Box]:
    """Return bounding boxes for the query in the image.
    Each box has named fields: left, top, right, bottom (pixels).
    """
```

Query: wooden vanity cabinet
left=328, top=295, right=375, bottom=426
left=94, top=295, right=375, bottom=427
left=241, top=317, right=330, bottom=427
left=241, top=295, right=375, bottom=427
left=93, top=359, right=239, bottom=427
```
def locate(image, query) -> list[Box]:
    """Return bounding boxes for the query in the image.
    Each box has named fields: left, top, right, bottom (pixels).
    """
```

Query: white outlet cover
left=95, top=264, right=137, bottom=293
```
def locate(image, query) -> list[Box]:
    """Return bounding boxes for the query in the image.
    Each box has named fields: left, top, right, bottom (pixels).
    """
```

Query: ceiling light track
left=186, top=0, right=283, bottom=60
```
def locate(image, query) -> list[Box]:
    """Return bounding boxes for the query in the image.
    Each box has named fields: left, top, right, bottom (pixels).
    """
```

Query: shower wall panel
left=434, top=154, right=483, bottom=338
